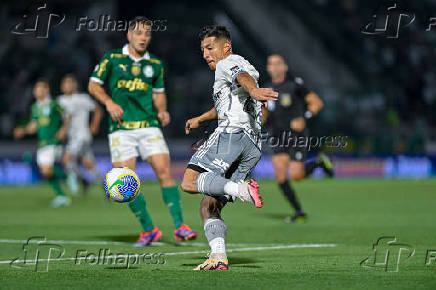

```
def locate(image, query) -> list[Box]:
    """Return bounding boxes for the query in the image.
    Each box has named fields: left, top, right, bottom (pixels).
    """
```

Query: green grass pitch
left=0, top=179, right=435, bottom=289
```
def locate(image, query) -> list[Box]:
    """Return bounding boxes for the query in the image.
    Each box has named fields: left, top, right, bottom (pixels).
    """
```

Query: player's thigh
left=136, top=128, right=169, bottom=161
left=65, top=139, right=81, bottom=161
left=289, top=161, right=305, bottom=181
left=37, top=145, right=59, bottom=170
left=80, top=143, right=96, bottom=169
left=271, top=153, right=291, bottom=182
left=189, top=131, right=244, bottom=175
left=62, top=151, right=73, bottom=165
left=108, top=130, right=139, bottom=164
left=181, top=168, right=200, bottom=193
left=228, top=140, right=262, bottom=182
left=113, top=157, right=137, bottom=171
left=39, top=164, right=53, bottom=178
left=81, top=156, right=95, bottom=169
left=146, top=153, right=175, bottom=187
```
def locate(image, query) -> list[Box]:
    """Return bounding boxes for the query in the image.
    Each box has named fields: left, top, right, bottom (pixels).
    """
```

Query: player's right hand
left=185, top=118, right=201, bottom=135
left=249, top=88, right=278, bottom=102
left=13, top=127, right=25, bottom=139
left=291, top=117, right=306, bottom=132
left=105, top=100, right=124, bottom=122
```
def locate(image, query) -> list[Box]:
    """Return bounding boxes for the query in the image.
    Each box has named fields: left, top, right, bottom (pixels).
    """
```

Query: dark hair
left=199, top=25, right=231, bottom=42
left=128, top=16, right=152, bottom=31
left=35, top=77, right=50, bottom=86
left=62, top=73, right=76, bottom=81
left=268, top=53, right=287, bottom=64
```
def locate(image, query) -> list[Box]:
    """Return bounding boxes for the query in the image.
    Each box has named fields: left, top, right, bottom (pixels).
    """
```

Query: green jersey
left=90, top=44, right=165, bottom=133
left=31, top=98, right=63, bottom=147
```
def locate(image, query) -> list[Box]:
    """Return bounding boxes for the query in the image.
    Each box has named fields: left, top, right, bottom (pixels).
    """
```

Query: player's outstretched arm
left=13, top=121, right=37, bottom=139
left=236, top=73, right=278, bottom=102
left=90, top=105, right=103, bottom=135
left=153, top=92, right=171, bottom=127
left=88, top=81, right=124, bottom=122
left=185, top=107, right=217, bottom=135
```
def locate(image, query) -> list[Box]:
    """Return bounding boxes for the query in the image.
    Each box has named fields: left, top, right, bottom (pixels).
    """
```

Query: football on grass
left=104, top=167, right=140, bottom=202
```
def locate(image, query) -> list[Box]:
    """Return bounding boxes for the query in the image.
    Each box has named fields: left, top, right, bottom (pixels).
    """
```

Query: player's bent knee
left=155, top=167, right=172, bottom=182
left=181, top=169, right=200, bottom=193
left=274, top=169, right=288, bottom=184
left=290, top=170, right=305, bottom=181
left=40, top=168, right=53, bottom=179
left=181, top=178, right=196, bottom=193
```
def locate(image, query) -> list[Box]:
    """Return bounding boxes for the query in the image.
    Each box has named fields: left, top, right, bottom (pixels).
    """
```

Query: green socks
left=128, top=187, right=184, bottom=232
left=128, top=192, right=155, bottom=232
left=48, top=178, right=66, bottom=196
left=47, top=166, right=66, bottom=196
left=162, top=186, right=183, bottom=228
left=53, top=165, right=67, bottom=180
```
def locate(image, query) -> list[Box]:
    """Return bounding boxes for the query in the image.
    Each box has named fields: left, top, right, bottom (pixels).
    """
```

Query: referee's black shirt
left=264, top=76, right=310, bottom=135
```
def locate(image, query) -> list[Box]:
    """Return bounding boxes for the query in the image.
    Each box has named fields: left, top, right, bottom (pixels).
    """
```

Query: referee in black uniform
left=263, top=54, right=334, bottom=223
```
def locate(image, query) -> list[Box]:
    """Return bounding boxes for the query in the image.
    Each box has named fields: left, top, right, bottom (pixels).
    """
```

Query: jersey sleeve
left=30, top=104, right=38, bottom=122
left=294, top=77, right=310, bottom=99
left=90, top=52, right=112, bottom=85
left=216, top=57, right=248, bottom=85
left=152, top=64, right=165, bottom=93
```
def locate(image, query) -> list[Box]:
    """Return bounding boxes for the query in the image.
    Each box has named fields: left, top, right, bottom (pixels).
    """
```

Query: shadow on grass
left=182, top=256, right=260, bottom=268
left=92, top=234, right=177, bottom=244
left=262, top=213, right=289, bottom=220
left=93, top=234, right=138, bottom=243
left=104, top=266, right=139, bottom=270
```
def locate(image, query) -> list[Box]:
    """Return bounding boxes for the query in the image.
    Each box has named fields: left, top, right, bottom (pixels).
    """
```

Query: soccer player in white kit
left=57, top=74, right=103, bottom=194
left=181, top=25, right=278, bottom=270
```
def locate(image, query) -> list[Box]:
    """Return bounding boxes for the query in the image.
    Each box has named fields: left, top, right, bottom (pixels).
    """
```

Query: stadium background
left=1, top=0, right=435, bottom=184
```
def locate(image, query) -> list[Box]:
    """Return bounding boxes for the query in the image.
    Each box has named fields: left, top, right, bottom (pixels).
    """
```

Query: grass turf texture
left=0, top=179, right=435, bottom=289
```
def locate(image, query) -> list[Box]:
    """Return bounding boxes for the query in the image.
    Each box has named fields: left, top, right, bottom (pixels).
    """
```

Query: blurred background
left=1, top=0, right=435, bottom=184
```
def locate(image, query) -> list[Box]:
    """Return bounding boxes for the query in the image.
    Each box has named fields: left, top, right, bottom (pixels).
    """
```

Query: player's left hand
left=158, top=110, right=171, bottom=127
left=56, top=127, right=67, bottom=141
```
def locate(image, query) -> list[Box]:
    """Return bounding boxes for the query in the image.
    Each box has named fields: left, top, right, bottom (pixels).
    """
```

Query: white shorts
left=108, top=127, right=170, bottom=163
left=37, top=145, right=63, bottom=167
left=66, top=138, right=95, bottom=161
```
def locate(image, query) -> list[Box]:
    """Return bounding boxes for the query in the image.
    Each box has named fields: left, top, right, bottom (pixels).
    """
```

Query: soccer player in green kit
left=14, top=78, right=71, bottom=208
left=88, top=16, right=197, bottom=246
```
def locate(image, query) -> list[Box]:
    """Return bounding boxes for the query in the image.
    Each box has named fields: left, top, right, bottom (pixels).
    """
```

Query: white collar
left=37, top=96, right=51, bottom=106
left=122, top=44, right=150, bottom=62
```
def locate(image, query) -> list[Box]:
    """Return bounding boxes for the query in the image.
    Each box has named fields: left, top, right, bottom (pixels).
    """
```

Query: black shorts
left=268, top=130, right=308, bottom=162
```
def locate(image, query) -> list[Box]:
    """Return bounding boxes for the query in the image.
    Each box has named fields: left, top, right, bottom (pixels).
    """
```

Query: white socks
left=209, top=237, right=226, bottom=255
left=223, top=181, right=240, bottom=198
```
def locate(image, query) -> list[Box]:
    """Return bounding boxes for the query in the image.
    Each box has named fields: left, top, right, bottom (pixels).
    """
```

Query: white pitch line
left=0, top=239, right=204, bottom=247
left=0, top=243, right=336, bottom=265
left=0, top=239, right=334, bottom=248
